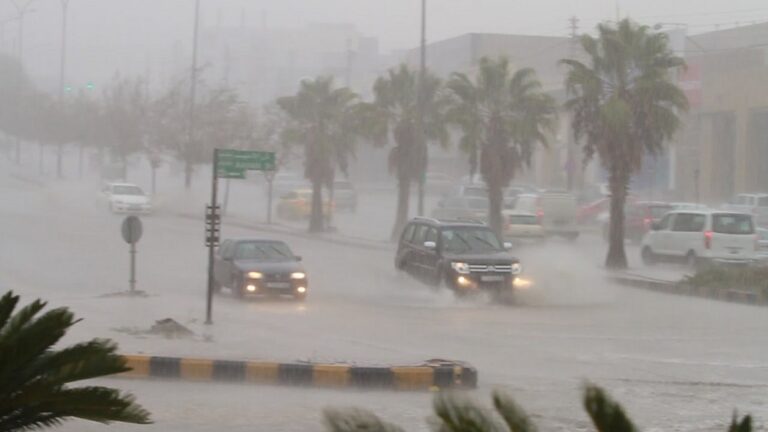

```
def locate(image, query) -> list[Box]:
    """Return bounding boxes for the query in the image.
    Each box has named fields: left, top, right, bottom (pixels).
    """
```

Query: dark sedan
left=213, top=239, right=308, bottom=301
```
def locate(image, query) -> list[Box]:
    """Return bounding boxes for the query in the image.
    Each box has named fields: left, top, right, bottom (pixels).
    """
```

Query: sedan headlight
left=511, top=263, right=522, bottom=275
left=290, top=272, right=306, bottom=280
left=451, top=262, right=470, bottom=274
left=247, top=271, right=263, bottom=279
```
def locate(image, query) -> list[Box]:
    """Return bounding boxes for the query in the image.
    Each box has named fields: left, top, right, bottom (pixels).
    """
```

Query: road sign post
left=206, top=149, right=274, bottom=325
left=121, top=216, right=143, bottom=293
left=264, top=170, right=276, bottom=224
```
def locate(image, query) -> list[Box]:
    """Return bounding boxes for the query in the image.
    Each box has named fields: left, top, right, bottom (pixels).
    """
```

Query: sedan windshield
left=441, top=228, right=502, bottom=254
left=235, top=241, right=294, bottom=260
left=113, top=185, right=144, bottom=196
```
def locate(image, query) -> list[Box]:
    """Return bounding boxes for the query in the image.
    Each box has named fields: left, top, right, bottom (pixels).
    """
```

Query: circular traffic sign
left=121, top=215, right=143, bottom=244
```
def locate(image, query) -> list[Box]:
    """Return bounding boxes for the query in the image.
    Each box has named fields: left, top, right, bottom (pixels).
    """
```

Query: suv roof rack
left=413, top=216, right=440, bottom=224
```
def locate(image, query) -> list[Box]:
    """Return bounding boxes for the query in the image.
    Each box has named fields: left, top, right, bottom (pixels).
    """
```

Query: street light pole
left=186, top=0, right=200, bottom=188
left=58, top=0, right=70, bottom=101
left=416, top=0, right=426, bottom=216
left=10, top=0, right=34, bottom=165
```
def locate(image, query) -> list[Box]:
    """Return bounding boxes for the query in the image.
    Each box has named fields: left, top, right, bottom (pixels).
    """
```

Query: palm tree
left=369, top=64, right=449, bottom=240
left=324, top=384, right=751, bottom=432
left=447, top=58, right=557, bottom=236
left=0, top=291, right=151, bottom=430
left=277, top=77, right=361, bottom=233
left=561, top=19, right=688, bottom=269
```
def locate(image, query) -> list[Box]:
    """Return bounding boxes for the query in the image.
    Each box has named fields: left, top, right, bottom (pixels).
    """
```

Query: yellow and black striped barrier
left=119, top=355, right=477, bottom=391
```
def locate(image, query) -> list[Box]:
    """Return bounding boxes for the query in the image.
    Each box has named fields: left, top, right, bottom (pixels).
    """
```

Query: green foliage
left=0, top=291, right=151, bottom=431
left=583, top=385, right=637, bottom=432
left=277, top=76, right=364, bottom=232
left=684, top=266, right=768, bottom=297
left=324, top=408, right=405, bottom=432
left=323, top=384, right=751, bottom=432
left=447, top=57, right=556, bottom=236
left=561, top=18, right=688, bottom=269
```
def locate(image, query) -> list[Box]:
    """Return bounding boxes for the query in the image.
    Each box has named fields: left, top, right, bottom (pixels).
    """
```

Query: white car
left=102, top=183, right=152, bottom=214
left=641, top=210, right=757, bottom=268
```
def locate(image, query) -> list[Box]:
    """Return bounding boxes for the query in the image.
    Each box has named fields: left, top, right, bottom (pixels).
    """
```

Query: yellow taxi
left=276, top=189, right=334, bottom=220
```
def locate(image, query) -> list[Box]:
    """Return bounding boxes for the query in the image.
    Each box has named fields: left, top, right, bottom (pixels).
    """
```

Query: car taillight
left=536, top=209, right=544, bottom=224
left=643, top=217, right=652, bottom=229
left=704, top=230, right=713, bottom=249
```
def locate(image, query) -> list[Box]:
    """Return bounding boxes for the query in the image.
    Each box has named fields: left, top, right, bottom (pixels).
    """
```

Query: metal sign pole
left=206, top=149, right=219, bottom=325
left=129, top=241, right=136, bottom=293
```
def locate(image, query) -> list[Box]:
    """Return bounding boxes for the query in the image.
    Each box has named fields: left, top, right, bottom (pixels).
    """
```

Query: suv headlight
left=511, top=263, right=522, bottom=275
left=247, top=271, right=263, bottom=279
left=290, top=272, right=306, bottom=279
left=451, top=262, right=470, bottom=274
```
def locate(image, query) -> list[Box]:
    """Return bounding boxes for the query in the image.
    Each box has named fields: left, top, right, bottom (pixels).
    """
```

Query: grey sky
left=5, top=0, right=768, bottom=90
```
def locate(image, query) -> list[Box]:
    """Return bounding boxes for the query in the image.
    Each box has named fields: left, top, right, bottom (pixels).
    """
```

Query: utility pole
left=186, top=0, right=200, bottom=188
left=416, top=0, right=427, bottom=216
left=58, top=0, right=70, bottom=101
left=10, top=0, right=34, bottom=165
left=566, top=16, right=579, bottom=191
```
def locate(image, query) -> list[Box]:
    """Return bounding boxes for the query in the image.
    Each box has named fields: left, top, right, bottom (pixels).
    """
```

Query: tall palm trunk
left=56, top=143, right=64, bottom=179
left=184, top=161, right=193, bottom=189
left=606, top=166, right=629, bottom=269
left=391, top=174, right=411, bottom=241
left=309, top=179, right=324, bottom=233
left=487, top=177, right=504, bottom=238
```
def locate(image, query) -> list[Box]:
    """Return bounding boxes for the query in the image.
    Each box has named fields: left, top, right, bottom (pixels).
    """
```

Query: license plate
left=481, top=275, right=505, bottom=282
left=728, top=247, right=742, bottom=254
left=266, top=282, right=291, bottom=289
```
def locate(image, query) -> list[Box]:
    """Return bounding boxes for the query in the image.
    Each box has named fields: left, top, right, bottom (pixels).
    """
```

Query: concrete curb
left=610, top=274, right=766, bottom=306
left=176, top=211, right=392, bottom=252
left=119, top=355, right=478, bottom=391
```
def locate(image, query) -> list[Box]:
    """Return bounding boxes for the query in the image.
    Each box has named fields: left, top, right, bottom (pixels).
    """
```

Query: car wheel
left=641, top=246, right=656, bottom=266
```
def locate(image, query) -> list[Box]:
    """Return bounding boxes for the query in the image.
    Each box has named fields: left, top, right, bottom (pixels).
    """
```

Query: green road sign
left=215, top=149, right=275, bottom=179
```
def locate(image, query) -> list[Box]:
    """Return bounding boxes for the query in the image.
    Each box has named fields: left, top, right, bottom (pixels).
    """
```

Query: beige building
left=677, top=23, right=768, bottom=203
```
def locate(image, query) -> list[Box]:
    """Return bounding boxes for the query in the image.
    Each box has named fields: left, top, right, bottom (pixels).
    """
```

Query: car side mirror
left=294, top=255, right=303, bottom=262
left=651, top=222, right=662, bottom=231
left=423, top=241, right=437, bottom=250
left=503, top=241, right=513, bottom=250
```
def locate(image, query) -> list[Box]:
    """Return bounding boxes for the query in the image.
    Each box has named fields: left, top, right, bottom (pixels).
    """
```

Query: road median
left=118, top=355, right=477, bottom=391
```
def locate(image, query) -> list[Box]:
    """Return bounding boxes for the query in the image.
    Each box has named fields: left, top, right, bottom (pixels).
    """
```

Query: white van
left=641, top=210, right=757, bottom=267
left=514, top=191, right=579, bottom=240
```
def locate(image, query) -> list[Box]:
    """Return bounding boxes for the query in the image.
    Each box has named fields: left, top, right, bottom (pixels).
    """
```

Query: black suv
left=395, top=217, right=521, bottom=299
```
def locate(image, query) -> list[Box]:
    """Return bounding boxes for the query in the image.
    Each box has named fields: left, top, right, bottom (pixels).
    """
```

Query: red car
left=602, top=201, right=673, bottom=243
left=577, top=198, right=610, bottom=225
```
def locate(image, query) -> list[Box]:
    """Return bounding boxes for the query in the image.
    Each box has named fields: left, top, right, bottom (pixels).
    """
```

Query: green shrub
left=684, top=266, right=768, bottom=298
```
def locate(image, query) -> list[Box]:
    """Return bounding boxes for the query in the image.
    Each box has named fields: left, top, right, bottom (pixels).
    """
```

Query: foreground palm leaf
left=561, top=18, right=688, bottom=269
left=323, top=384, right=750, bottom=432
left=0, top=291, right=151, bottom=431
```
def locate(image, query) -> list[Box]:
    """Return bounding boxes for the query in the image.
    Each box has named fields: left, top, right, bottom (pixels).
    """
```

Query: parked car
left=670, top=202, right=709, bottom=211
left=758, top=228, right=768, bottom=263
left=515, top=191, right=580, bottom=239
left=432, top=196, right=489, bottom=222
left=723, top=193, right=768, bottom=227
left=502, top=212, right=545, bottom=240
left=394, top=217, right=521, bottom=301
left=213, top=238, right=307, bottom=301
left=425, top=172, right=453, bottom=195
left=641, top=210, right=757, bottom=268
left=276, top=189, right=333, bottom=220
left=101, top=182, right=152, bottom=214
left=451, top=183, right=487, bottom=198
left=577, top=197, right=611, bottom=225
left=601, top=201, right=673, bottom=243
left=267, top=172, right=309, bottom=197
left=329, top=179, right=357, bottom=212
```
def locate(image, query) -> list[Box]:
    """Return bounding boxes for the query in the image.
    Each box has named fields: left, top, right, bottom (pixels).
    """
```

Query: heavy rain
left=1, top=1, right=768, bottom=431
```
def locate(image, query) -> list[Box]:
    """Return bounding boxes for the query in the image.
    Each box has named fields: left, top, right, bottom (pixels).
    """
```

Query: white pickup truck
left=723, top=193, right=768, bottom=227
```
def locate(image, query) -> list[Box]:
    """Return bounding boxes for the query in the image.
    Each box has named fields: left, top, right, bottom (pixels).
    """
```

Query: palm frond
left=583, top=384, right=638, bottom=432
left=492, top=391, right=537, bottom=432
left=323, top=408, right=405, bottom=432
